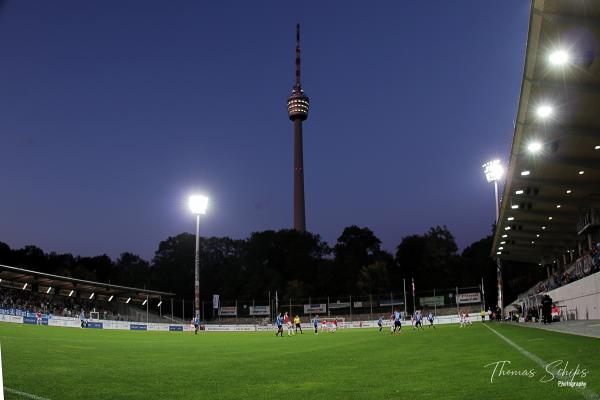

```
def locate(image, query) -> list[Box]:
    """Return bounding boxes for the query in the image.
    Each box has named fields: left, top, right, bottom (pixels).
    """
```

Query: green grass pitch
left=0, top=322, right=598, bottom=399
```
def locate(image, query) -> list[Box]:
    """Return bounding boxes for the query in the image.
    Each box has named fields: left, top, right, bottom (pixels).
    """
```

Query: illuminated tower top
left=287, top=23, right=310, bottom=121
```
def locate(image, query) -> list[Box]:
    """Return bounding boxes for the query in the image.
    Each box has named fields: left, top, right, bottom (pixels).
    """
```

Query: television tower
left=287, top=23, right=310, bottom=232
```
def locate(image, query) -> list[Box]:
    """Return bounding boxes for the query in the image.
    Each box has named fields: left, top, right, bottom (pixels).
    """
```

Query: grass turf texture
left=0, top=322, right=598, bottom=400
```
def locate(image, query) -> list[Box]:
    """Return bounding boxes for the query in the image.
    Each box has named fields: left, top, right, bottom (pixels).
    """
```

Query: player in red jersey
left=283, top=312, right=293, bottom=336
left=330, top=318, right=337, bottom=333
left=36, top=311, right=42, bottom=325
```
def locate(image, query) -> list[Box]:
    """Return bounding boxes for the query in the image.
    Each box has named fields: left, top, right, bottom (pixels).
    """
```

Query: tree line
left=0, top=225, right=544, bottom=306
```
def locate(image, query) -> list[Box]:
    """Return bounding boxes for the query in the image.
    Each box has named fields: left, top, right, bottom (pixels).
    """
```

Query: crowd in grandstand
left=0, top=286, right=123, bottom=320
left=533, top=249, right=600, bottom=295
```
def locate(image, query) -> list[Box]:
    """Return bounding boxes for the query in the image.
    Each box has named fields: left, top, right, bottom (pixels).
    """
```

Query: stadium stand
left=0, top=264, right=175, bottom=323
left=491, top=0, right=600, bottom=322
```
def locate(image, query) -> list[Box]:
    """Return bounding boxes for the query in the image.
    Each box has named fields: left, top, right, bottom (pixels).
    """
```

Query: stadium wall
left=546, top=271, right=600, bottom=320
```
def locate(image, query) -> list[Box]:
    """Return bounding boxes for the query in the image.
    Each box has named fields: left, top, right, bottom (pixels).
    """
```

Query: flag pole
left=402, top=279, right=406, bottom=317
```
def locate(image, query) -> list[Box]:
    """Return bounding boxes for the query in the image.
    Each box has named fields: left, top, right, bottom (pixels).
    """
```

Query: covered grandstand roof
left=492, top=0, right=600, bottom=263
left=0, top=264, right=174, bottom=300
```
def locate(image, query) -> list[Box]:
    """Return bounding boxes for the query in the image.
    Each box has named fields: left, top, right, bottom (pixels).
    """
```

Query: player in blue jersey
left=275, top=313, right=284, bottom=337
left=194, top=316, right=200, bottom=335
left=313, top=314, right=319, bottom=334
left=391, top=310, right=401, bottom=334
left=427, top=312, right=436, bottom=329
left=377, top=316, right=383, bottom=332
left=413, top=311, right=423, bottom=330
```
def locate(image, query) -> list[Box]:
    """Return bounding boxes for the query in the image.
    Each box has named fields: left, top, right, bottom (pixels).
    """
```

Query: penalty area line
left=4, top=387, right=51, bottom=400
left=483, top=324, right=599, bottom=400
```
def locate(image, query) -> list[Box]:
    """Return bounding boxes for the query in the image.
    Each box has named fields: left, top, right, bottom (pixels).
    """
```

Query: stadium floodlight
left=142, top=299, right=147, bottom=306
left=482, top=159, right=504, bottom=183
left=126, top=297, right=131, bottom=304
left=89, top=292, right=95, bottom=300
left=527, top=141, right=543, bottom=154
left=536, top=105, right=553, bottom=118
left=108, top=295, right=114, bottom=302
left=46, top=287, right=52, bottom=294
left=549, top=50, right=569, bottom=66
left=511, top=204, right=519, bottom=209
left=157, top=301, right=162, bottom=307
left=515, top=190, right=524, bottom=195
left=521, top=170, right=530, bottom=176
left=579, top=170, right=585, bottom=175
left=22, top=283, right=27, bottom=290
left=189, top=195, right=209, bottom=215
left=483, top=158, right=506, bottom=318
left=507, top=217, right=514, bottom=221
left=69, top=290, right=74, bottom=297
left=189, top=194, right=209, bottom=323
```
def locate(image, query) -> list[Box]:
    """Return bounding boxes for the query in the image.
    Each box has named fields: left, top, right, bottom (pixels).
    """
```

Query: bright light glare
left=496, top=252, right=502, bottom=255
left=549, top=50, right=569, bottom=66
left=89, top=292, right=95, bottom=300
left=46, top=287, right=52, bottom=294
left=579, top=170, right=585, bottom=175
left=511, top=204, right=519, bottom=209
left=108, top=295, right=114, bottom=302
left=157, top=301, right=163, bottom=307
left=521, top=170, right=531, bottom=176
left=189, top=195, right=209, bottom=215
left=536, top=105, right=553, bottom=118
left=498, top=247, right=504, bottom=250
left=504, top=227, right=511, bottom=230
left=501, top=234, right=508, bottom=238
left=69, top=290, right=74, bottom=297
left=126, top=297, right=131, bottom=304
left=527, top=142, right=543, bottom=153
left=516, top=190, right=524, bottom=195
left=482, top=159, right=504, bottom=182
left=142, top=299, right=147, bottom=306
left=566, top=189, right=572, bottom=194
left=507, top=217, right=514, bottom=221
left=22, top=283, right=27, bottom=290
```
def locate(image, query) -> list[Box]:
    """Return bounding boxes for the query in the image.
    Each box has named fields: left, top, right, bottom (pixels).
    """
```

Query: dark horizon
left=0, top=1, right=529, bottom=260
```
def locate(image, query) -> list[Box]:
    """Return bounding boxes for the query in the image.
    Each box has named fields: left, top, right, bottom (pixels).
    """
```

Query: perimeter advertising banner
left=219, top=306, right=237, bottom=316
left=419, top=296, right=445, bottom=306
left=457, top=292, right=481, bottom=304
left=303, top=304, right=327, bottom=313
left=249, top=306, right=269, bottom=316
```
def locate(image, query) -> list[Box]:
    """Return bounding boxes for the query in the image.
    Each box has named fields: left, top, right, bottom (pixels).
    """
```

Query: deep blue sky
left=0, top=1, right=530, bottom=260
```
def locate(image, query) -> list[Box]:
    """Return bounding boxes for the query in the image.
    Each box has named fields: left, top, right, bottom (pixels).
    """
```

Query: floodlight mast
left=189, top=195, right=208, bottom=323
left=482, top=159, right=504, bottom=317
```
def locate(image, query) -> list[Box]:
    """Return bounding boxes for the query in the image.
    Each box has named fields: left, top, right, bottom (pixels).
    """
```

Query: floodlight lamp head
left=189, top=195, right=208, bottom=215
left=482, top=159, right=504, bottom=182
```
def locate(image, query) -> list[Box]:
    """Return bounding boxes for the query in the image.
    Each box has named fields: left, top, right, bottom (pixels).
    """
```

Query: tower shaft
left=293, top=119, right=306, bottom=232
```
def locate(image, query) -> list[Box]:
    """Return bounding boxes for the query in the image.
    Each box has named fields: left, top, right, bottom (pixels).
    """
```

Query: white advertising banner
left=457, top=292, right=481, bottom=304
left=303, top=304, right=327, bottom=314
left=328, top=301, right=350, bottom=309
left=249, top=306, right=270, bottom=316
left=219, top=306, right=237, bottom=316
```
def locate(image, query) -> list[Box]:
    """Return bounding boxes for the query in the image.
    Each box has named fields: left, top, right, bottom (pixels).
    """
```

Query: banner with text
left=219, top=306, right=237, bottom=316
left=249, top=306, right=270, bottom=316
left=457, top=292, right=481, bottom=304
left=303, top=304, right=327, bottom=314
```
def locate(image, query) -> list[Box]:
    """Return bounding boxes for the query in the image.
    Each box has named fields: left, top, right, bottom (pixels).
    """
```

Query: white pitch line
left=484, top=324, right=599, bottom=400
left=4, top=388, right=50, bottom=400
left=587, top=323, right=600, bottom=327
